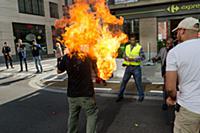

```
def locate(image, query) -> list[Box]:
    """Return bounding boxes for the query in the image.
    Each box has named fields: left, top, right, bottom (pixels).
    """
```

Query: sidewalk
left=0, top=58, right=164, bottom=98
left=39, top=59, right=163, bottom=83
left=0, top=58, right=57, bottom=85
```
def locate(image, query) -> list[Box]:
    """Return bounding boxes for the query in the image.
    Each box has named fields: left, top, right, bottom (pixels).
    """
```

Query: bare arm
left=152, top=48, right=162, bottom=62
left=165, top=71, right=177, bottom=105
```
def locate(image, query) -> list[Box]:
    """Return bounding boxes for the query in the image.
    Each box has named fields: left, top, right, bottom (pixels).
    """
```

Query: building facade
left=4, top=0, right=198, bottom=61
left=0, top=0, right=65, bottom=61
left=109, top=0, right=200, bottom=58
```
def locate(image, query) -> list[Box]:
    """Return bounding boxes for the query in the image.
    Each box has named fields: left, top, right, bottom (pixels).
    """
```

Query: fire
left=55, top=0, right=128, bottom=80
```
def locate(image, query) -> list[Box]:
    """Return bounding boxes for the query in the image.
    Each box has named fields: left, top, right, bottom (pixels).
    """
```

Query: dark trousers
left=57, top=57, right=62, bottom=67
left=4, top=55, right=13, bottom=68
left=118, top=65, right=144, bottom=98
left=68, top=97, right=98, bottom=133
left=19, top=57, right=28, bottom=71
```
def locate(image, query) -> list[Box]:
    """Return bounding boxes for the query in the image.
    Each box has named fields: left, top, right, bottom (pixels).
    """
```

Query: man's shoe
left=138, top=97, right=144, bottom=102
left=35, top=71, right=40, bottom=74
left=116, top=96, right=124, bottom=102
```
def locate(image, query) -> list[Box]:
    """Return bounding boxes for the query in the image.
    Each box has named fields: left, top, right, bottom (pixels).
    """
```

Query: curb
left=29, top=77, right=164, bottom=100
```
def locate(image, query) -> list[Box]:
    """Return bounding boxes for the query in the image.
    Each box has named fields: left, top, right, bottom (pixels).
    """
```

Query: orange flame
left=55, top=0, right=128, bottom=80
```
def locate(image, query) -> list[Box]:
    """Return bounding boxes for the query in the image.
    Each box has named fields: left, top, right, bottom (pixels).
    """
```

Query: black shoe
left=116, top=96, right=124, bottom=102
left=35, top=71, right=40, bottom=74
left=19, top=70, right=23, bottom=72
left=138, top=97, right=144, bottom=102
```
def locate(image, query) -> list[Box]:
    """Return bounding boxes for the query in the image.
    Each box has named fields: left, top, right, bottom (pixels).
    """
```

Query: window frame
left=49, top=2, right=59, bottom=18
left=18, top=0, right=45, bottom=16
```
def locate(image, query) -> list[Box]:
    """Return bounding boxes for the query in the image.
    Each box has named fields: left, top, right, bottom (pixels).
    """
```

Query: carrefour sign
left=167, top=3, right=200, bottom=13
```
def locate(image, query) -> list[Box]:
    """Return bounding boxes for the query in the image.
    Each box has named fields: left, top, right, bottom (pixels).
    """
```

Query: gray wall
left=0, top=0, right=65, bottom=58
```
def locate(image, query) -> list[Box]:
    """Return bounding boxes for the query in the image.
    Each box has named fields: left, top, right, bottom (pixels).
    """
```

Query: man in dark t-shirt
left=57, top=52, right=98, bottom=133
left=2, top=42, right=13, bottom=69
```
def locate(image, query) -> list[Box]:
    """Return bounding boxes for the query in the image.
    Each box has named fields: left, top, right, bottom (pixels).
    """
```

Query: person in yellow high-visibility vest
left=116, top=33, right=145, bottom=102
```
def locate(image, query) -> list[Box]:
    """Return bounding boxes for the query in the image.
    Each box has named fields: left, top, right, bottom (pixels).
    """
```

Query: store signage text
left=167, top=3, right=200, bottom=13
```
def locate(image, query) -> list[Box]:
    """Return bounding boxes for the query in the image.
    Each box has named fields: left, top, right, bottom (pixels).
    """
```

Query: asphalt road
left=0, top=59, right=172, bottom=133
left=0, top=80, right=173, bottom=133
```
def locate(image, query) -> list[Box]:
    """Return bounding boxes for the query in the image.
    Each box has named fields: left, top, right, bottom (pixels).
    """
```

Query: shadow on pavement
left=0, top=89, right=173, bottom=133
left=0, top=75, right=35, bottom=86
left=0, top=74, right=13, bottom=80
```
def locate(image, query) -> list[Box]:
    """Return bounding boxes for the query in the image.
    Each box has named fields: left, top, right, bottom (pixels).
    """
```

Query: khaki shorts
left=174, top=106, right=200, bottom=133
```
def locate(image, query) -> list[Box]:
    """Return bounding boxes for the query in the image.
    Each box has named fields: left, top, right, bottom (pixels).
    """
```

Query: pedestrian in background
left=17, top=39, right=28, bottom=72
left=152, top=38, right=174, bottom=110
left=55, top=42, right=63, bottom=67
left=166, top=17, right=200, bottom=133
left=32, top=40, right=43, bottom=73
left=116, top=33, right=145, bottom=102
left=2, top=42, right=14, bottom=69
left=57, top=48, right=98, bottom=133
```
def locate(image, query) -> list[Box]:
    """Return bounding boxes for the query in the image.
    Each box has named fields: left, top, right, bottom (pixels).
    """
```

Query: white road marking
left=149, top=90, right=163, bottom=93
left=152, top=82, right=163, bottom=85
left=94, top=88, right=112, bottom=91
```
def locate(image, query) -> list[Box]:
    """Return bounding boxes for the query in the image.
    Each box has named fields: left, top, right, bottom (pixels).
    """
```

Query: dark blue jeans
left=118, top=65, right=144, bottom=98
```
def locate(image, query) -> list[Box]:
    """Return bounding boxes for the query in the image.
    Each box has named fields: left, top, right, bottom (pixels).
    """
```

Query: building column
left=139, top=17, right=157, bottom=60
left=0, top=22, right=16, bottom=56
left=45, top=25, right=54, bottom=55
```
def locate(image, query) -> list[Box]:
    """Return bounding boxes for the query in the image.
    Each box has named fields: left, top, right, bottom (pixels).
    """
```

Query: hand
left=124, top=57, right=130, bottom=61
left=166, top=97, right=176, bottom=106
left=152, top=57, right=156, bottom=63
left=64, top=48, right=69, bottom=55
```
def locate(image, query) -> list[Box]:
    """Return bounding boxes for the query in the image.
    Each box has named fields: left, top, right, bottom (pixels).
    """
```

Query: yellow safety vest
left=123, top=43, right=142, bottom=66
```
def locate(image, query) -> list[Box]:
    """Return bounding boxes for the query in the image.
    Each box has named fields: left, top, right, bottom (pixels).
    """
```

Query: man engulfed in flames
left=55, top=0, right=128, bottom=80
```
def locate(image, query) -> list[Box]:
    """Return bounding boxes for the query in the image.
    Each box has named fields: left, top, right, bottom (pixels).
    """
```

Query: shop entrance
left=170, top=19, right=182, bottom=43
left=157, top=18, right=182, bottom=50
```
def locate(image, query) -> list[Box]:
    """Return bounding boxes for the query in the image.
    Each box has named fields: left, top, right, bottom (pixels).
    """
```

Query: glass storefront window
left=123, top=19, right=139, bottom=40
left=117, top=18, right=139, bottom=58
left=12, top=23, right=47, bottom=58
left=158, top=21, right=167, bottom=41
left=157, top=20, right=168, bottom=52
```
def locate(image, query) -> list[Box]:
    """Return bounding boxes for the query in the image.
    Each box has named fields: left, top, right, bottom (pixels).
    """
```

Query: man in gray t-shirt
left=166, top=17, right=200, bottom=133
